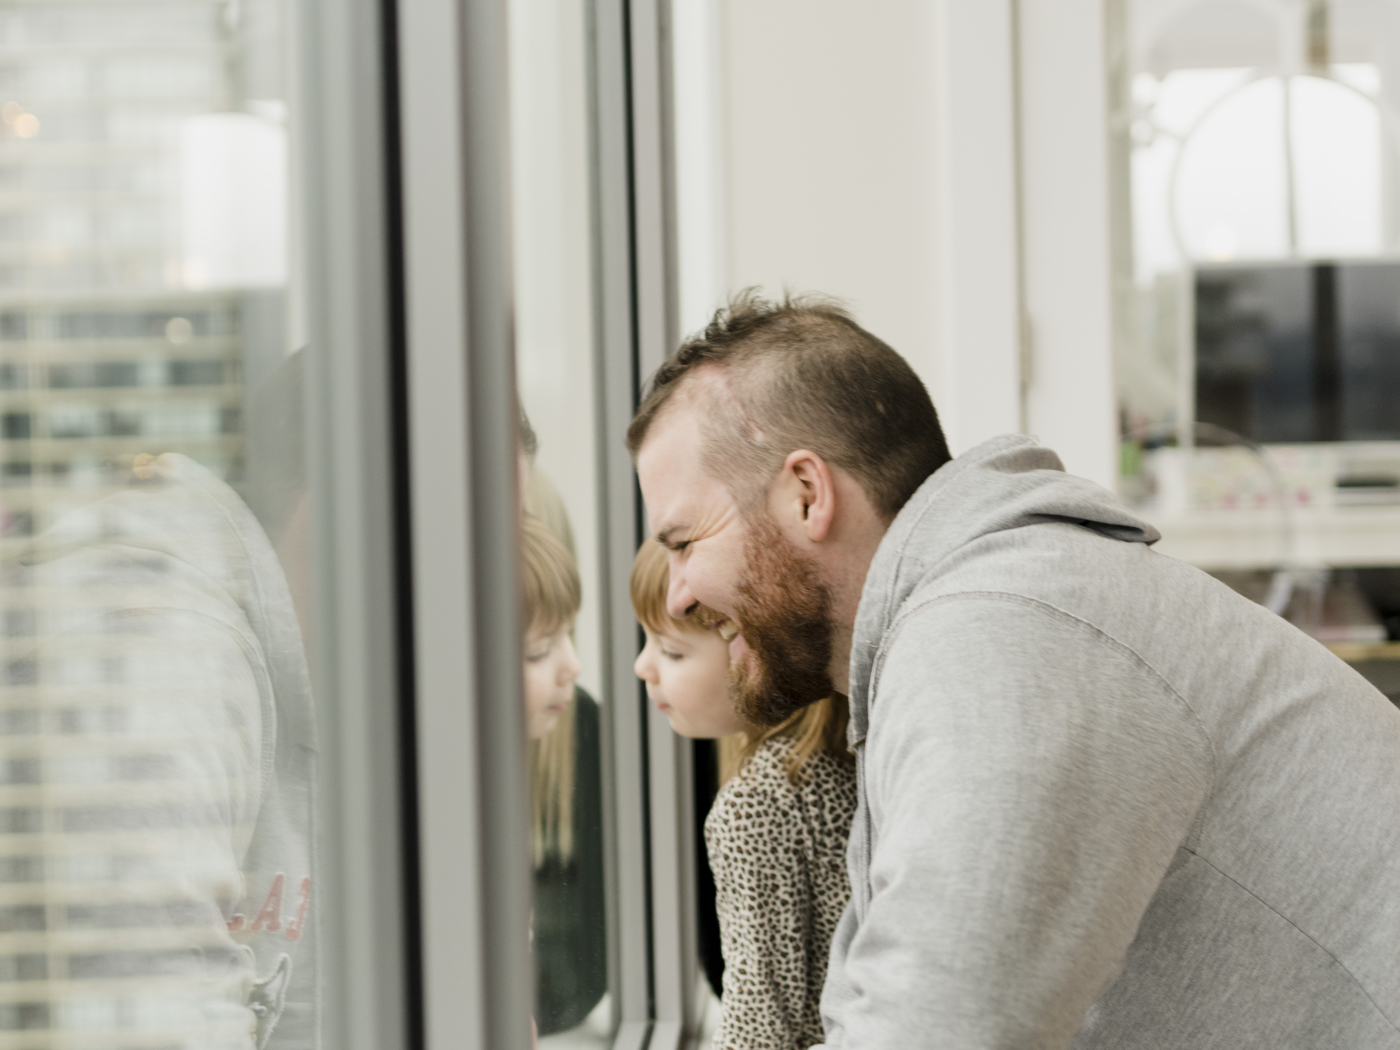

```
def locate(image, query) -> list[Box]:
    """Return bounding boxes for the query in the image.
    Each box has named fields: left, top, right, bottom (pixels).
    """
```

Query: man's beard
left=728, top=512, right=835, bottom=728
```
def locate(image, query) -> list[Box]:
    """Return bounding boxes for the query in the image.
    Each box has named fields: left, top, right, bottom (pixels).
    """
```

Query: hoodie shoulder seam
left=871, top=589, right=1221, bottom=784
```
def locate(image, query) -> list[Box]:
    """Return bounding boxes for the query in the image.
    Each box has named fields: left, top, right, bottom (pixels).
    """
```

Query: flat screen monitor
left=1195, top=260, right=1400, bottom=443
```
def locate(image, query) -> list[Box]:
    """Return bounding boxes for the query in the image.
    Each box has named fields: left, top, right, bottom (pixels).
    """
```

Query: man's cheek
left=689, top=559, right=734, bottom=616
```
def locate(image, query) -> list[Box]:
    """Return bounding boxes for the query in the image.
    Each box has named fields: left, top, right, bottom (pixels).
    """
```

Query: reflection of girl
left=522, top=515, right=582, bottom=741
left=520, top=515, right=607, bottom=1033
left=630, top=539, right=857, bottom=1050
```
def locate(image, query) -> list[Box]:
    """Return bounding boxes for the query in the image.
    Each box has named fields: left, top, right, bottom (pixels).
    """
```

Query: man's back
left=821, top=435, right=1400, bottom=1049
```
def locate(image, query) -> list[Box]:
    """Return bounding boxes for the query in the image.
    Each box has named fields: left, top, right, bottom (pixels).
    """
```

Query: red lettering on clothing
left=284, top=877, right=311, bottom=941
left=249, top=873, right=285, bottom=932
left=229, top=874, right=311, bottom=939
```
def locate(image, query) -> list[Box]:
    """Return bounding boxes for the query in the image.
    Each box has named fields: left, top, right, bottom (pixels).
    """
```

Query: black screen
left=1195, top=260, right=1400, bottom=442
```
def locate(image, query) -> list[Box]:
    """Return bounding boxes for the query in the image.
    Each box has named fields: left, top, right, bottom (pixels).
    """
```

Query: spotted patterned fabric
left=705, top=735, right=858, bottom=1050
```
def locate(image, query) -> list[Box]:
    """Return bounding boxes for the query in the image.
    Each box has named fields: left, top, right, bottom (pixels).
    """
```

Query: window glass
left=508, top=0, right=611, bottom=1043
left=0, top=1, right=319, bottom=1045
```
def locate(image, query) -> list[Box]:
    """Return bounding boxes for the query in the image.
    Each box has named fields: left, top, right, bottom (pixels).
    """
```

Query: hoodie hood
left=847, top=434, right=1159, bottom=743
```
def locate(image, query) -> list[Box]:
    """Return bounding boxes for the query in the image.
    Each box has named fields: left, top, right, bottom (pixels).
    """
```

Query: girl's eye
left=525, top=645, right=551, bottom=663
left=660, top=648, right=683, bottom=662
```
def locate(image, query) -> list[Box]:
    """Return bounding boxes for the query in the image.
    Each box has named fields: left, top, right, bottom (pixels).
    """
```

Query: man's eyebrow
left=654, top=525, right=690, bottom=548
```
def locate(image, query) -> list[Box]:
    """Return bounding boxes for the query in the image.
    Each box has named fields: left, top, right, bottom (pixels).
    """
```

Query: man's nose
left=666, top=564, right=698, bottom=621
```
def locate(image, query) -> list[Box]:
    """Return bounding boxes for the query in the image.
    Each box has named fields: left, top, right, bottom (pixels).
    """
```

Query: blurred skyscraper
left=0, top=0, right=291, bottom=544
left=0, top=3, right=307, bottom=1046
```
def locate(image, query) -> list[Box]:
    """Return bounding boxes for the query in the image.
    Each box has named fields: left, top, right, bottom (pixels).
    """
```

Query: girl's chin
left=661, top=712, right=714, bottom=740
left=659, top=708, right=691, bottom=735
left=529, top=709, right=565, bottom=740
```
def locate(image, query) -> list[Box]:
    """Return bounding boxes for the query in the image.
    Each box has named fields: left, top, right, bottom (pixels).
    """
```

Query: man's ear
left=777, top=449, right=836, bottom=542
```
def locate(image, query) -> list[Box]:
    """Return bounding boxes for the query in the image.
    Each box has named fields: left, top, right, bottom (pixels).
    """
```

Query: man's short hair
left=626, top=290, right=950, bottom=521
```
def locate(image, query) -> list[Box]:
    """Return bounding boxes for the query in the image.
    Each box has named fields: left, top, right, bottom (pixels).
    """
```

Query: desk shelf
left=1145, top=506, right=1400, bottom=571
left=1327, top=641, right=1400, bottom=663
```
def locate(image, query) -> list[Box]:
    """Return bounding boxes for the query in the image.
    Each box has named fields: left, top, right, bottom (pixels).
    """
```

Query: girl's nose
left=634, top=645, right=657, bottom=683
left=559, top=636, right=582, bottom=684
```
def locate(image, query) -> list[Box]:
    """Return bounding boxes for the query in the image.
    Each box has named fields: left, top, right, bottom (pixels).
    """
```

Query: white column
left=935, top=0, right=1024, bottom=455
left=1018, top=0, right=1120, bottom=489
left=672, top=0, right=729, bottom=339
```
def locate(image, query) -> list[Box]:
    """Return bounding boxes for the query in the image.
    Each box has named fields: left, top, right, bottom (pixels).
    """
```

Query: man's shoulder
left=879, top=533, right=1264, bottom=686
left=877, top=585, right=1123, bottom=667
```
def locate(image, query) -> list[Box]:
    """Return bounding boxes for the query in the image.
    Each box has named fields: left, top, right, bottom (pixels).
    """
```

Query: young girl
left=630, top=537, right=857, bottom=1050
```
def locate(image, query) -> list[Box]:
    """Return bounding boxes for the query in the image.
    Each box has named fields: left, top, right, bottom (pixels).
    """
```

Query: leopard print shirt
left=705, top=736, right=858, bottom=1050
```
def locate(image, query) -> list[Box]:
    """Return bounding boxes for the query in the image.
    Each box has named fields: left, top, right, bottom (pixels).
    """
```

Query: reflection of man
left=7, top=453, right=316, bottom=1049
left=629, top=293, right=1400, bottom=1049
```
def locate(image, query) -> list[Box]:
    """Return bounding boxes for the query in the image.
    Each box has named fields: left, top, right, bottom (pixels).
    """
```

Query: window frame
left=296, top=0, right=419, bottom=1046
left=393, top=0, right=699, bottom=1047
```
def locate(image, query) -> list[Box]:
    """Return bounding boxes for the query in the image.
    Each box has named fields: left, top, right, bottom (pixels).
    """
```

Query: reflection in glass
left=0, top=0, right=317, bottom=1044
left=522, top=458, right=608, bottom=1042
left=4, top=452, right=316, bottom=1046
left=522, top=514, right=605, bottom=1034
left=508, top=0, right=611, bottom=1039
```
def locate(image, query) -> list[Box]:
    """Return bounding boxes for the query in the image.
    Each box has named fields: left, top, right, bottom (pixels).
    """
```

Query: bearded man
left=629, top=292, right=1400, bottom=1050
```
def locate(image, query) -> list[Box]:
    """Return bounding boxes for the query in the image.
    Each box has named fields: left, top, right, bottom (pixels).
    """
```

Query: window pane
left=0, top=2, right=319, bottom=1046
left=508, top=0, right=611, bottom=1043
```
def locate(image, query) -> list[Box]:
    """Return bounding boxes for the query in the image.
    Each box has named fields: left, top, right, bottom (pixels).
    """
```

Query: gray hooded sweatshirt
left=817, top=435, right=1400, bottom=1049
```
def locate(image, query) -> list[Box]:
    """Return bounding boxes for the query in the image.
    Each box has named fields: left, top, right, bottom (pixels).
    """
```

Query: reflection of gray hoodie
left=818, top=436, right=1400, bottom=1049
left=7, top=455, right=316, bottom=1049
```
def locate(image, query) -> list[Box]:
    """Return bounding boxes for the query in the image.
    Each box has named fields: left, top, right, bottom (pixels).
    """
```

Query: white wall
left=677, top=0, right=1122, bottom=486
left=713, top=0, right=946, bottom=406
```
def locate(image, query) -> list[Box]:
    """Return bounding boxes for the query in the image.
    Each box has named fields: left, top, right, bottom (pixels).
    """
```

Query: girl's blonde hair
left=524, top=461, right=576, bottom=563
left=523, top=513, right=581, bottom=636
left=523, top=513, right=582, bottom=867
left=629, top=537, right=851, bottom=785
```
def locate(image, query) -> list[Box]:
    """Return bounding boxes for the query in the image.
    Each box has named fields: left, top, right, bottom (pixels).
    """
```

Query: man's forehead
left=638, top=401, right=701, bottom=482
left=638, top=399, right=728, bottom=534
